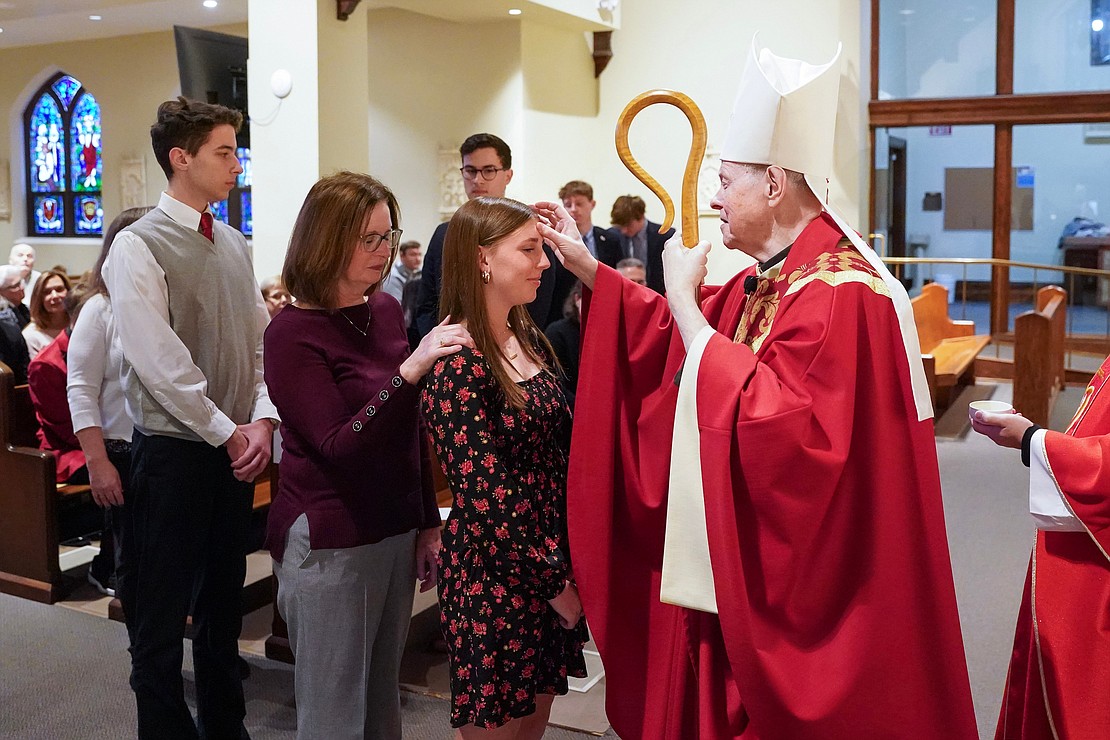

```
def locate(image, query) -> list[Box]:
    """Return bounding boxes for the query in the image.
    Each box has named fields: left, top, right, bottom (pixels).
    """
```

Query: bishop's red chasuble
left=996, top=355, right=1110, bottom=740
left=569, top=213, right=977, bottom=739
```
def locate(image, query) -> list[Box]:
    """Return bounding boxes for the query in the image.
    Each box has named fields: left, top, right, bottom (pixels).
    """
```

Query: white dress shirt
left=101, top=192, right=276, bottom=447
left=67, top=292, right=133, bottom=442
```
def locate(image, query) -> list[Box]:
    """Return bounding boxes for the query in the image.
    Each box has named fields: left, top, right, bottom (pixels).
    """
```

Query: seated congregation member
left=544, top=282, right=582, bottom=409
left=9, top=243, right=40, bottom=305
left=264, top=171, right=462, bottom=740
left=615, top=257, right=647, bottom=286
left=423, top=197, right=587, bottom=737
left=22, top=269, right=71, bottom=359
left=260, top=274, right=291, bottom=319
left=27, top=284, right=88, bottom=485
left=971, top=365, right=1110, bottom=739
left=0, top=265, right=31, bottom=382
left=68, top=207, right=152, bottom=602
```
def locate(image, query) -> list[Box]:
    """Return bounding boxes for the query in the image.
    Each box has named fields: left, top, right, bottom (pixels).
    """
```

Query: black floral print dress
left=423, top=346, right=588, bottom=729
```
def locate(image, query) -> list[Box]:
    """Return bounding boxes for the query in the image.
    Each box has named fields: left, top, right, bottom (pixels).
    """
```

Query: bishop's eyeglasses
left=358, top=228, right=403, bottom=254
left=459, top=166, right=507, bottom=181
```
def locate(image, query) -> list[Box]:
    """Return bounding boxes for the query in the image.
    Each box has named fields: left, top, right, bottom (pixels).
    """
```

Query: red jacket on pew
left=27, top=330, right=86, bottom=483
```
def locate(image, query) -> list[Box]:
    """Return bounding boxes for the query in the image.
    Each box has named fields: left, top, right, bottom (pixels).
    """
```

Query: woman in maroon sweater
left=264, top=171, right=472, bottom=739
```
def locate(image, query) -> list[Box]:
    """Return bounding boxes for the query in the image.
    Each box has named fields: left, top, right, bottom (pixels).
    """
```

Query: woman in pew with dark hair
left=67, top=206, right=152, bottom=600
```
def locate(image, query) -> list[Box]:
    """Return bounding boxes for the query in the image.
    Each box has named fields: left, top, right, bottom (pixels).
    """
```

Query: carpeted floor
left=0, top=594, right=614, bottom=739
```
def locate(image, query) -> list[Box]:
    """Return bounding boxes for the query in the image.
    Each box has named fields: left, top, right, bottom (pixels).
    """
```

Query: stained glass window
left=210, top=199, right=229, bottom=224
left=236, top=147, right=252, bottom=236
left=24, top=73, right=102, bottom=237
left=240, top=190, right=253, bottom=236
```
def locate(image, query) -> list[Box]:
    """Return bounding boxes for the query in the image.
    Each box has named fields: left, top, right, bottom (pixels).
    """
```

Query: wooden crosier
left=614, top=89, right=707, bottom=248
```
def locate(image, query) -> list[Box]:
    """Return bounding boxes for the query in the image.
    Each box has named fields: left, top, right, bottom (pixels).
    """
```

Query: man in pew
left=537, top=37, right=976, bottom=738
left=0, top=265, right=31, bottom=383
left=971, top=362, right=1110, bottom=739
left=102, top=97, right=277, bottom=740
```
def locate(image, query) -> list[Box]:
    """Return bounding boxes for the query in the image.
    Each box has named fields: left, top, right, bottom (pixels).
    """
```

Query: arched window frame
left=24, top=72, right=103, bottom=238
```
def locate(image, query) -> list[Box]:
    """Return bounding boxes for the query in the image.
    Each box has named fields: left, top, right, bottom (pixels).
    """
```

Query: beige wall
left=366, top=10, right=523, bottom=248
left=0, top=23, right=247, bottom=275
left=366, top=0, right=863, bottom=285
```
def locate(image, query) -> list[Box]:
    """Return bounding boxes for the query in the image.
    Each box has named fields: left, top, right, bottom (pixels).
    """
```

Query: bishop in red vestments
left=534, top=37, right=978, bottom=740
left=973, top=356, right=1110, bottom=740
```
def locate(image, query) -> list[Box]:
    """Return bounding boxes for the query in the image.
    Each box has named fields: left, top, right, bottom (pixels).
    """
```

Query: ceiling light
left=1094, top=18, right=1105, bottom=32
left=899, top=9, right=915, bottom=15
left=89, top=14, right=102, bottom=20
left=204, top=0, right=218, bottom=7
left=508, top=8, right=522, bottom=15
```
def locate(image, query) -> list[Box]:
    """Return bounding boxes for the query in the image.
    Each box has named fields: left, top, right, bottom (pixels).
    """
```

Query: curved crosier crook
left=615, top=89, right=707, bottom=248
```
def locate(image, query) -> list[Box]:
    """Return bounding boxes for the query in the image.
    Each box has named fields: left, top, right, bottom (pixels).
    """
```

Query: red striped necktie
left=199, top=212, right=214, bottom=242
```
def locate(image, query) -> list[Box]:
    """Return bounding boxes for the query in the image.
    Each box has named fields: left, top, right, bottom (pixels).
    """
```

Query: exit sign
left=929, top=126, right=953, bottom=136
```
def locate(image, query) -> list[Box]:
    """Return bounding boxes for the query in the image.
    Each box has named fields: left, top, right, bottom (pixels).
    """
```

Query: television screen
left=174, top=25, right=248, bottom=145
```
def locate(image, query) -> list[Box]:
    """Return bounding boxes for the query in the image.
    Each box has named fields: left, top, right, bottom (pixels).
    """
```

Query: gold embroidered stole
left=733, top=238, right=891, bottom=351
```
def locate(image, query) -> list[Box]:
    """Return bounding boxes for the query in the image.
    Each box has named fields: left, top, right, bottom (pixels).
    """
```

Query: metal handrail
left=882, top=256, right=1110, bottom=279
left=873, top=256, right=1110, bottom=361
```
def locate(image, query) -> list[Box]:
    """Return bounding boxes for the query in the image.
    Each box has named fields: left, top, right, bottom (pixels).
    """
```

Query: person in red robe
left=972, top=358, right=1110, bottom=739
left=533, top=37, right=978, bottom=740
left=28, top=328, right=87, bottom=483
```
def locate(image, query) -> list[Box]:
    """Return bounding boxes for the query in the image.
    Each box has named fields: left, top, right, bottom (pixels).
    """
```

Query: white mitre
left=720, top=37, right=841, bottom=188
left=659, top=37, right=933, bottom=615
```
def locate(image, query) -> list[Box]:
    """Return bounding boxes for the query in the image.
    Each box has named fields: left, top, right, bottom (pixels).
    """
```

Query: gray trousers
left=275, top=515, right=417, bottom=740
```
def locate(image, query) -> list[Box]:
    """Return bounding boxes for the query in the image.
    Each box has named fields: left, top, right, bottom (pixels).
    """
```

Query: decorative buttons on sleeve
left=366, top=405, right=376, bottom=417
left=392, top=375, right=403, bottom=388
left=352, top=420, right=363, bottom=432
left=380, top=389, right=389, bottom=401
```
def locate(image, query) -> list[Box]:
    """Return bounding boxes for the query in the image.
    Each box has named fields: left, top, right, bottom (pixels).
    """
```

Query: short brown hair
left=150, top=96, right=243, bottom=179
left=399, top=240, right=421, bottom=255
left=610, top=195, right=646, bottom=227
left=28, top=269, right=71, bottom=330
left=558, top=180, right=593, bottom=201
left=283, top=171, right=400, bottom=310
left=440, top=197, right=559, bottom=408
left=91, top=206, right=154, bottom=298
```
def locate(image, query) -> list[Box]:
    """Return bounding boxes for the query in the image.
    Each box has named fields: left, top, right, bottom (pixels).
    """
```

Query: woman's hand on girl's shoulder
left=400, top=315, right=474, bottom=385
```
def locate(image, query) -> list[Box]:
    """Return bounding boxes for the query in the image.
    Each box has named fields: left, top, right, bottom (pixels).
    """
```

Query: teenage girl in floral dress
left=423, top=197, right=588, bottom=738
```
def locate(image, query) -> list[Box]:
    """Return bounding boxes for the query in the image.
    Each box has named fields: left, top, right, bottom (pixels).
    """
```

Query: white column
left=247, top=0, right=370, bottom=282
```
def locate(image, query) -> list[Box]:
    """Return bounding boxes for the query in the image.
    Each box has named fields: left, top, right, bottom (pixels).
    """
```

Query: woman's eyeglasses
left=358, top=228, right=404, bottom=253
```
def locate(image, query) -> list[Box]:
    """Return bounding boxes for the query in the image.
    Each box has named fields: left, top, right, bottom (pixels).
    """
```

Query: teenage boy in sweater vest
left=103, top=97, right=277, bottom=740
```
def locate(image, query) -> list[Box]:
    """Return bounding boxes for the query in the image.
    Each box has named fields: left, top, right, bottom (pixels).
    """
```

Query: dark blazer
left=544, top=317, right=580, bottom=409
left=599, top=221, right=675, bottom=295
left=414, top=220, right=558, bottom=336
left=0, top=302, right=31, bottom=384
left=593, top=226, right=621, bottom=269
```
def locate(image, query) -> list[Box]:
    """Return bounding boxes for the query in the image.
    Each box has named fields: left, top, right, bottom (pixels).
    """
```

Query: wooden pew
left=0, top=362, right=82, bottom=603
left=2, top=360, right=275, bottom=608
left=1013, top=286, right=1067, bottom=427
left=910, top=283, right=991, bottom=413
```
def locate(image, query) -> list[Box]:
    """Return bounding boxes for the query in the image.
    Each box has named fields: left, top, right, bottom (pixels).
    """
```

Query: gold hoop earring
left=481, top=270, right=491, bottom=284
